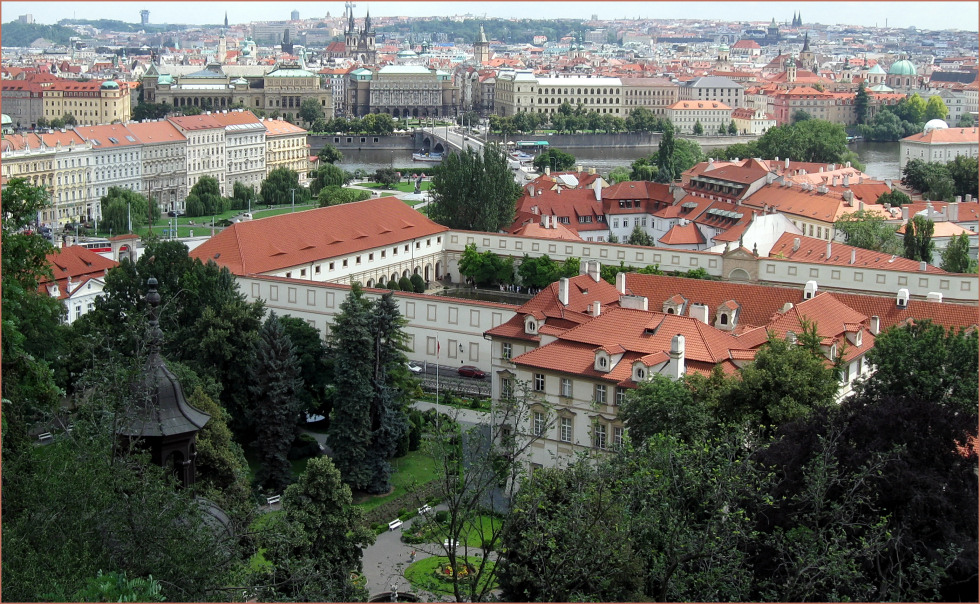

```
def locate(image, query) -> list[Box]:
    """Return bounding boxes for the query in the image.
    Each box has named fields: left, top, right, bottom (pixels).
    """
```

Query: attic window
left=720, top=313, right=729, bottom=325
left=599, top=356, right=607, bottom=368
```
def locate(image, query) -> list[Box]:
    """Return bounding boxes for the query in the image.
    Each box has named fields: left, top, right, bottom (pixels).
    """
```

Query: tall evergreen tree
left=902, top=215, right=935, bottom=263
left=364, top=292, right=411, bottom=494
left=326, top=285, right=376, bottom=490
left=855, top=81, right=870, bottom=125
left=655, top=123, right=676, bottom=183
left=249, top=312, right=304, bottom=493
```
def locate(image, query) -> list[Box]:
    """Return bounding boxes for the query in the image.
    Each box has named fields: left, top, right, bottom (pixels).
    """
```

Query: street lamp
left=290, top=188, right=296, bottom=212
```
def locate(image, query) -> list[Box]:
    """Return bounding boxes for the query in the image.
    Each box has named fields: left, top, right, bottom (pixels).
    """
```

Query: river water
left=338, top=141, right=901, bottom=181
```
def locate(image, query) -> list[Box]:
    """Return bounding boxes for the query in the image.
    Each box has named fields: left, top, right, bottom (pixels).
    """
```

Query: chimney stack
left=948, top=201, right=960, bottom=222
left=826, top=241, right=832, bottom=259
left=901, top=206, right=909, bottom=221
left=926, top=292, right=943, bottom=303
left=586, top=259, right=601, bottom=282
left=545, top=166, right=550, bottom=175
left=792, top=237, right=801, bottom=251
left=619, top=295, right=649, bottom=311
left=689, top=303, right=709, bottom=324
left=870, top=315, right=880, bottom=335
left=668, top=334, right=686, bottom=380
left=615, top=271, right=627, bottom=295
left=919, top=261, right=927, bottom=272
left=850, top=249, right=856, bottom=264
left=558, top=277, right=570, bottom=306
left=843, top=174, right=850, bottom=187
left=591, top=301, right=601, bottom=317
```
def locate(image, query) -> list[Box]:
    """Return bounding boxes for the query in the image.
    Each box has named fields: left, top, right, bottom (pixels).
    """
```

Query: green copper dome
left=888, top=59, right=917, bottom=76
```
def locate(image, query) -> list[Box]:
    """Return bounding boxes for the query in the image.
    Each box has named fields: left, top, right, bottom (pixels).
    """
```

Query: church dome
left=100, top=80, right=120, bottom=89
left=923, top=119, right=949, bottom=133
left=397, top=49, right=418, bottom=58
left=888, top=59, right=917, bottom=76
left=718, top=44, right=730, bottom=52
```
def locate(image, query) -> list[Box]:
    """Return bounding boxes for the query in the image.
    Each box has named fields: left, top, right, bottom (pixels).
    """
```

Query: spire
left=478, top=24, right=488, bottom=44
left=224, top=11, right=228, bottom=28
left=802, top=31, right=810, bottom=52
left=364, top=8, right=372, bottom=33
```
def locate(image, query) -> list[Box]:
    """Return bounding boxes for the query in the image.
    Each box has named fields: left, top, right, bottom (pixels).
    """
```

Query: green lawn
left=460, top=515, right=502, bottom=548
left=353, top=449, right=440, bottom=512
left=403, top=556, right=497, bottom=597
left=360, top=181, right=432, bottom=193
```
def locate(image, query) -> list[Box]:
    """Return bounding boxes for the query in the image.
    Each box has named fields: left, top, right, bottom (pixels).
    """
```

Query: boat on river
left=413, top=151, right=443, bottom=162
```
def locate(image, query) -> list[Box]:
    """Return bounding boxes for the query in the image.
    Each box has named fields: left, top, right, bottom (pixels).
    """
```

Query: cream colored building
left=900, top=121, right=980, bottom=169
left=42, top=80, right=132, bottom=125
left=495, top=70, right=625, bottom=118
left=126, top=119, right=188, bottom=214
left=211, top=110, right=267, bottom=193
left=621, top=77, right=680, bottom=117
left=263, top=118, right=311, bottom=182
left=168, top=114, right=227, bottom=195
left=666, top=100, right=732, bottom=134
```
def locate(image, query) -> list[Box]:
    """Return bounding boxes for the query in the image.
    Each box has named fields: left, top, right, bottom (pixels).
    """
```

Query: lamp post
left=290, top=188, right=296, bottom=212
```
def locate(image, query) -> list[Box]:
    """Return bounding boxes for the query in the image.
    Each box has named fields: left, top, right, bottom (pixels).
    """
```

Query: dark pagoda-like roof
left=117, top=277, right=210, bottom=438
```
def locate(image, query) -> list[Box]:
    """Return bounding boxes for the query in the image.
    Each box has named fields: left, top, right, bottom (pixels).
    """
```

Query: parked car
left=167, top=210, right=184, bottom=217
left=407, top=361, right=423, bottom=374
left=457, top=365, right=486, bottom=379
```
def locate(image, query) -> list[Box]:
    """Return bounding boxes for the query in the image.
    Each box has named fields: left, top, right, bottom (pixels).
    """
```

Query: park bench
left=388, top=519, right=404, bottom=531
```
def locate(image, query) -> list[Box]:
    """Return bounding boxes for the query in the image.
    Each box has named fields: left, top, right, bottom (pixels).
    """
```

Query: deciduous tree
left=429, top=144, right=521, bottom=232
left=833, top=209, right=901, bottom=254
left=902, top=215, right=935, bottom=262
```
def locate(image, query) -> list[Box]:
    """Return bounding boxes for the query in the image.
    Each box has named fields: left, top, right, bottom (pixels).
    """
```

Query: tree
left=833, top=209, right=901, bottom=254
left=373, top=167, right=399, bottom=188
left=728, top=119, right=738, bottom=135
left=902, top=215, right=935, bottom=262
left=458, top=243, right=514, bottom=286
left=627, top=224, right=655, bottom=246
left=326, top=285, right=375, bottom=490
left=316, top=143, right=343, bottom=164
left=363, top=293, right=412, bottom=493
left=260, top=166, right=302, bottom=206
left=132, top=101, right=172, bottom=121
left=876, top=189, right=911, bottom=206
left=625, top=106, right=658, bottom=132
left=608, top=166, right=631, bottom=184
left=182, top=175, right=225, bottom=217
left=299, top=97, right=325, bottom=127
left=713, top=326, right=840, bottom=429
left=309, top=163, right=351, bottom=195
left=99, top=187, right=158, bottom=233
left=428, top=143, right=521, bottom=232
left=249, top=313, right=303, bottom=493
left=941, top=233, right=972, bottom=273
left=692, top=119, right=704, bottom=135
left=956, top=113, right=975, bottom=127
left=532, top=148, right=576, bottom=173
left=397, top=276, right=412, bottom=291
left=671, top=138, right=707, bottom=175
left=410, top=273, right=426, bottom=293
left=257, top=456, right=375, bottom=601
left=901, top=158, right=931, bottom=193
left=280, top=315, right=331, bottom=418
left=73, top=571, right=164, bottom=602
left=231, top=181, right=256, bottom=210
left=755, top=119, right=849, bottom=164
left=791, top=109, right=813, bottom=123
left=316, top=186, right=370, bottom=207
left=620, top=374, right=710, bottom=443
left=655, top=122, right=676, bottom=183
left=860, top=319, right=978, bottom=414
left=517, top=253, right=577, bottom=289
left=946, top=155, right=979, bottom=199
left=497, top=460, right=645, bottom=602
left=855, top=81, right=870, bottom=125
left=893, top=93, right=927, bottom=124
left=924, top=95, right=950, bottom=122
left=1, top=179, right=65, bottom=455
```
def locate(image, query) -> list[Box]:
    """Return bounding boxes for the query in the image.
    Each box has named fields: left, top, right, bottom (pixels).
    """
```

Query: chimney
left=825, top=241, right=832, bottom=259
left=593, top=178, right=602, bottom=201
left=689, top=303, right=709, bottom=324
left=948, top=201, right=959, bottom=222
left=926, top=291, right=943, bottom=303
left=576, top=165, right=582, bottom=172
left=558, top=277, right=570, bottom=305
left=792, top=237, right=801, bottom=251
left=870, top=315, right=880, bottom=335
left=832, top=175, right=838, bottom=186
left=896, top=288, right=909, bottom=308
left=529, top=187, right=535, bottom=197
left=589, top=167, right=596, bottom=175
left=591, top=301, right=602, bottom=317
left=919, top=261, right=927, bottom=272
left=843, top=189, right=853, bottom=204
left=901, top=207, right=909, bottom=221
left=850, top=249, right=856, bottom=265
left=545, top=166, right=550, bottom=175
left=859, top=201, right=865, bottom=211
left=668, top=334, right=685, bottom=380
left=615, top=271, right=627, bottom=294
left=619, top=295, right=648, bottom=311
left=784, top=157, right=790, bottom=170
left=587, top=259, right=601, bottom=282
left=781, top=301, right=794, bottom=313
left=842, top=174, right=850, bottom=187
left=786, top=331, right=798, bottom=345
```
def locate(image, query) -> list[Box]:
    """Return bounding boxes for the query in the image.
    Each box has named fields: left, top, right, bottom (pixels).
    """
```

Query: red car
left=457, top=365, right=486, bottom=379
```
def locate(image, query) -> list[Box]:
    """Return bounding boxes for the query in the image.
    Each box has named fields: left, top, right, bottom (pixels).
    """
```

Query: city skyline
left=3, top=1, right=978, bottom=32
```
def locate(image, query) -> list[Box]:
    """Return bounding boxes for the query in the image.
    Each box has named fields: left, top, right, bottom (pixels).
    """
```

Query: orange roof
left=768, top=232, right=945, bottom=273
left=73, top=124, right=141, bottom=148
left=668, top=100, right=731, bottom=110
left=902, top=127, right=979, bottom=144
left=168, top=114, right=224, bottom=131
left=189, top=197, right=448, bottom=275
left=125, top=119, right=186, bottom=144
left=210, top=110, right=263, bottom=127
left=40, top=245, right=118, bottom=300
left=262, top=118, right=308, bottom=136
left=765, top=293, right=875, bottom=362
left=511, top=221, right=583, bottom=241
left=658, top=222, right=706, bottom=245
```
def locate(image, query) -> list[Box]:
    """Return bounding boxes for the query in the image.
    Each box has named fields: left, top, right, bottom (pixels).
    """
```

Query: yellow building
left=263, top=118, right=310, bottom=182
left=42, top=80, right=132, bottom=125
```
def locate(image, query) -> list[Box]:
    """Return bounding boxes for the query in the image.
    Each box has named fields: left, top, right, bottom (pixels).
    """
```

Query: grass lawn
left=95, top=203, right=318, bottom=239
left=403, top=556, right=497, bottom=597
left=353, top=449, right=440, bottom=511
left=460, top=515, right=503, bottom=549
left=360, top=181, right=432, bottom=193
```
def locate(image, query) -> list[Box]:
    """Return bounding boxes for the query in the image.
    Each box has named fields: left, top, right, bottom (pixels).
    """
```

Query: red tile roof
left=768, top=232, right=945, bottom=273
left=658, top=222, right=706, bottom=245
left=189, top=197, right=448, bottom=275
left=39, top=245, right=118, bottom=299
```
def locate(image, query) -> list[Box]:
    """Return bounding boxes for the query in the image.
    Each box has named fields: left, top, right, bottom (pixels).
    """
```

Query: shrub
left=434, top=510, right=449, bottom=524
left=386, top=279, right=399, bottom=290
left=398, top=276, right=413, bottom=291
left=408, top=418, right=422, bottom=451
left=410, top=273, right=426, bottom=293
left=287, top=433, right=321, bottom=460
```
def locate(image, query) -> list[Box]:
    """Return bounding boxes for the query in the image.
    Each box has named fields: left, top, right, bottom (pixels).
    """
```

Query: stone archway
left=366, top=278, right=374, bottom=288
left=403, top=269, right=410, bottom=278
left=728, top=268, right=751, bottom=281
left=424, top=263, right=431, bottom=281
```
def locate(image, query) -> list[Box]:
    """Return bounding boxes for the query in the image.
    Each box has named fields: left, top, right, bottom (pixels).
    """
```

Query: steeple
left=478, top=24, right=488, bottom=44
left=117, top=278, right=210, bottom=489
left=224, top=11, right=228, bottom=28
left=802, top=31, right=810, bottom=51
left=364, top=9, right=372, bottom=33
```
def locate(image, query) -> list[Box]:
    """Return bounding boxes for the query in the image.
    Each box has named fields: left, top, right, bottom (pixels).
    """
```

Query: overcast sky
left=3, top=1, right=977, bottom=32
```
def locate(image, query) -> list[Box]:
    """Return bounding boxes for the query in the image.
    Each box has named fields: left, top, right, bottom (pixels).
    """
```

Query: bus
left=80, top=239, right=112, bottom=254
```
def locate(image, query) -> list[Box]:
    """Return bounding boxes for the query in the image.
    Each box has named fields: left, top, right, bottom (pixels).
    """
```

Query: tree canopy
left=260, top=167, right=303, bottom=206
left=428, top=143, right=521, bottom=232
left=99, top=187, right=159, bottom=233
left=833, top=209, right=901, bottom=254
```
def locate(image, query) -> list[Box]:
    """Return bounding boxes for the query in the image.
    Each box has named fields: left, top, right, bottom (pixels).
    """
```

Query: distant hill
left=2, top=21, right=78, bottom=47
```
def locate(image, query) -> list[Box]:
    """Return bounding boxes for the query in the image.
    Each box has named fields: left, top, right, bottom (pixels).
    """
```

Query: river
left=337, top=141, right=901, bottom=181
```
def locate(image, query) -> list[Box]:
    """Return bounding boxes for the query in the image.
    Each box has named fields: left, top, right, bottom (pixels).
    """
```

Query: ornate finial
left=146, top=277, right=163, bottom=352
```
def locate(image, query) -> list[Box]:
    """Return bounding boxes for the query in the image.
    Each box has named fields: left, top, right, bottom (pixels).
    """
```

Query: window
left=613, top=426, right=625, bottom=449
left=534, top=373, right=545, bottom=392
left=501, top=376, right=514, bottom=399
left=616, top=387, right=627, bottom=405
left=533, top=412, right=545, bottom=436
left=593, top=421, right=607, bottom=449
left=560, top=417, right=573, bottom=442
left=501, top=342, right=512, bottom=360
left=595, top=384, right=607, bottom=404
left=561, top=378, right=572, bottom=398
left=329, top=262, right=335, bottom=270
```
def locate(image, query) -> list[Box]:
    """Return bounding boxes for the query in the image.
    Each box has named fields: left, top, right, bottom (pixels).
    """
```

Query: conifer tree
left=250, top=312, right=304, bottom=493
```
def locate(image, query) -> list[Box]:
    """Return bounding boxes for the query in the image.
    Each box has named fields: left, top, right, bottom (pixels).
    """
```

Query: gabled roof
left=768, top=232, right=945, bottom=273
left=659, top=222, right=706, bottom=245
left=189, top=197, right=448, bottom=275
left=39, top=245, right=118, bottom=299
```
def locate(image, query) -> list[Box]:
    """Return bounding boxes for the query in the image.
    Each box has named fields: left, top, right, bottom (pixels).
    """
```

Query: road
left=410, top=361, right=492, bottom=399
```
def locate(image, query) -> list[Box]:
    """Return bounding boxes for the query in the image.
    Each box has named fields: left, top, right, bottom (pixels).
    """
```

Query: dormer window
left=720, top=313, right=728, bottom=325
left=524, top=316, right=539, bottom=335
left=599, top=357, right=607, bottom=368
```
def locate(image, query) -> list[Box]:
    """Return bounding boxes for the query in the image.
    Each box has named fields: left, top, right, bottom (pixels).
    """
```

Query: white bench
left=37, top=432, right=53, bottom=442
left=417, top=504, right=432, bottom=515
left=266, top=495, right=281, bottom=506
left=388, top=519, right=404, bottom=531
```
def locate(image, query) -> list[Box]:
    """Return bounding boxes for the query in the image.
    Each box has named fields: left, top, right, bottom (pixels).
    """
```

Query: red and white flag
left=437, top=341, right=441, bottom=358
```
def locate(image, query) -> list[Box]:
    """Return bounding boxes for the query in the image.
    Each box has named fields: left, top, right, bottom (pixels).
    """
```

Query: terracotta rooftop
left=768, top=233, right=945, bottom=273
left=189, top=197, right=448, bottom=275
left=39, top=245, right=118, bottom=300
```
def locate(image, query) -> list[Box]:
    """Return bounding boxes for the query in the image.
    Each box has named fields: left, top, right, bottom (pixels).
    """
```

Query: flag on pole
left=437, top=341, right=440, bottom=358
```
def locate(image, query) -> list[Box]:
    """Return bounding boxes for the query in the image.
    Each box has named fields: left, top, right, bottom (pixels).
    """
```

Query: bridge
left=417, top=126, right=486, bottom=156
